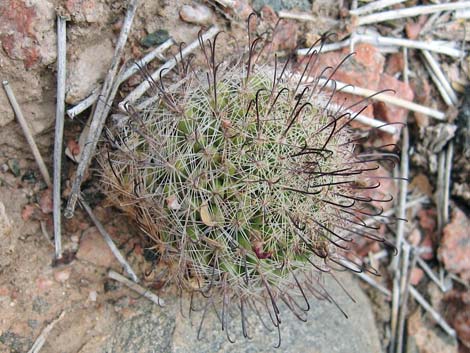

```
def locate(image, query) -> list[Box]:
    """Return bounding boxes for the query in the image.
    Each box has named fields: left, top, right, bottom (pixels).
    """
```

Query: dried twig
left=298, top=34, right=464, bottom=57
left=354, top=271, right=392, bottom=297
left=66, top=38, right=174, bottom=119
left=66, top=88, right=100, bottom=119
left=389, top=126, right=409, bottom=353
left=409, top=285, right=457, bottom=338
left=53, top=15, right=68, bottom=260
left=356, top=1, right=470, bottom=26
left=396, top=245, right=417, bottom=353
left=443, top=142, right=453, bottom=225
left=354, top=34, right=464, bottom=58
left=108, top=270, right=165, bottom=306
left=350, top=0, right=406, bottom=16
left=421, top=50, right=458, bottom=106
left=416, top=256, right=449, bottom=292
left=313, top=77, right=446, bottom=120
left=328, top=103, right=398, bottom=134
left=80, top=199, right=139, bottom=283
left=65, top=0, right=140, bottom=218
left=436, top=150, right=446, bottom=233
left=119, top=25, right=219, bottom=109
left=27, top=311, right=65, bottom=353
left=2, top=81, right=52, bottom=188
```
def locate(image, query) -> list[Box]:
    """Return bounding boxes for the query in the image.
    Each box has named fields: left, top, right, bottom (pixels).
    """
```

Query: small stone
left=410, top=267, right=424, bottom=286
left=385, top=52, right=404, bottom=76
left=405, top=21, right=422, bottom=40
left=36, top=277, right=54, bottom=291
left=179, top=4, right=213, bottom=26
left=66, top=38, right=114, bottom=104
left=89, top=290, right=98, bottom=302
left=39, top=188, right=53, bottom=214
left=21, top=204, right=35, bottom=221
left=270, top=20, right=298, bottom=51
left=54, top=267, right=71, bottom=283
left=76, top=226, right=117, bottom=268
left=439, top=207, right=470, bottom=278
left=408, top=228, right=422, bottom=247
left=7, top=159, right=20, bottom=177
left=141, top=29, right=170, bottom=48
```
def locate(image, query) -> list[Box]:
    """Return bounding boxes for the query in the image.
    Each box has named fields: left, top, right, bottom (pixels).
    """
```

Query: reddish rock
left=374, top=73, right=414, bottom=126
left=76, top=226, right=118, bottom=268
left=300, top=43, right=385, bottom=120
left=260, top=5, right=278, bottom=26
left=439, top=207, right=470, bottom=277
left=418, top=208, right=437, bottom=233
left=0, top=0, right=40, bottom=68
left=39, top=188, right=53, bottom=214
left=420, top=233, right=435, bottom=260
left=405, top=21, right=422, bottom=40
left=271, top=20, right=298, bottom=52
left=408, top=228, right=422, bottom=247
left=385, top=53, right=404, bottom=76
left=36, top=277, right=54, bottom=291
left=54, top=267, right=71, bottom=283
left=454, top=310, right=470, bottom=349
left=232, top=0, right=253, bottom=21
left=67, top=140, right=80, bottom=158
left=21, top=204, right=35, bottom=221
left=410, top=267, right=424, bottom=285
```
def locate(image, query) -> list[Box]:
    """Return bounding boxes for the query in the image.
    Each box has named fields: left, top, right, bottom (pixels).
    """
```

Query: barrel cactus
left=99, top=26, right=394, bottom=345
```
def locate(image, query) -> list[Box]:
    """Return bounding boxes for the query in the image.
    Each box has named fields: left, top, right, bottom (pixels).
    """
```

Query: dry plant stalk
left=98, top=22, right=399, bottom=346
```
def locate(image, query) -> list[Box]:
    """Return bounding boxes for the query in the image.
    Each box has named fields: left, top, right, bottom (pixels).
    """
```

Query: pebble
left=54, top=268, right=71, bottom=283
left=179, top=4, right=213, bottom=25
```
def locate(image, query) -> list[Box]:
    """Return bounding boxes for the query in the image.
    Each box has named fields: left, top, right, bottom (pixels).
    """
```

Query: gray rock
left=102, top=273, right=382, bottom=353
left=252, top=0, right=311, bottom=12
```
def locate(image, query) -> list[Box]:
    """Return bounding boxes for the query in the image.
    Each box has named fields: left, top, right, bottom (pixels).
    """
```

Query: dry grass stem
left=66, top=88, right=100, bottom=119
left=119, top=25, right=219, bottom=109
left=81, top=199, right=139, bottom=283
left=356, top=1, right=470, bottom=26
left=2, top=81, right=52, bottom=188
left=27, top=311, right=65, bottom=353
left=65, top=0, right=140, bottom=218
left=416, top=256, right=449, bottom=292
left=354, top=271, right=392, bottom=297
left=409, top=285, right=457, bottom=338
left=108, top=270, right=164, bottom=306
left=313, top=77, right=446, bottom=120
left=53, top=15, right=68, bottom=260
left=443, top=142, right=453, bottom=225
left=436, top=150, right=446, bottom=233
left=421, top=50, right=458, bottom=106
left=66, top=38, right=175, bottom=119
left=278, top=10, right=317, bottom=22
left=350, top=0, right=406, bottom=16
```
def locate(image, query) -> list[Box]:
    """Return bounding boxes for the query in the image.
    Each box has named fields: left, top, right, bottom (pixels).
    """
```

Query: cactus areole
left=100, top=27, right=395, bottom=346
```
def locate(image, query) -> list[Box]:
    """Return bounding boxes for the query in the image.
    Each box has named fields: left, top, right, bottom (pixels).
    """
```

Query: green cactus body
left=99, top=31, right=394, bottom=345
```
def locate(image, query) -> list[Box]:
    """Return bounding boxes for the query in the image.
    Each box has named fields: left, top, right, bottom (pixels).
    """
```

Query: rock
left=407, top=309, right=458, bottom=353
left=101, top=273, right=382, bottom=353
left=271, top=19, right=299, bottom=51
left=252, top=0, right=311, bottom=12
left=54, top=267, right=71, bottom=283
left=0, top=202, right=12, bottom=237
left=0, top=0, right=55, bottom=69
left=179, top=4, right=213, bottom=26
left=39, top=188, right=53, bottom=214
left=65, top=0, right=108, bottom=23
left=66, top=38, right=114, bottom=104
left=385, top=52, right=404, bottom=76
left=141, top=29, right=170, bottom=48
left=410, top=268, right=424, bottom=286
left=76, top=226, right=118, bottom=268
left=374, top=73, right=414, bottom=126
left=439, top=207, right=470, bottom=279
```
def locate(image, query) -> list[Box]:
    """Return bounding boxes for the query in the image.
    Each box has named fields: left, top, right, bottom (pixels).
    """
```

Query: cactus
left=99, top=26, right=395, bottom=346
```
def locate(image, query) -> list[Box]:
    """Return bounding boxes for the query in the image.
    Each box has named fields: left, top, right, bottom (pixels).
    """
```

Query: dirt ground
left=0, top=0, right=469, bottom=352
